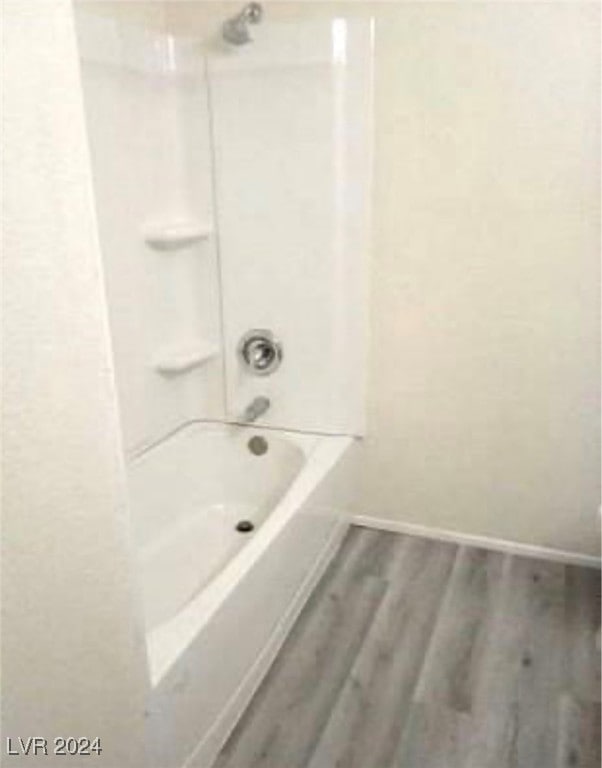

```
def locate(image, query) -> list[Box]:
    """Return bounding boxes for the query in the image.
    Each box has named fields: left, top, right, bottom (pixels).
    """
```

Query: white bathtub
left=127, top=422, right=357, bottom=768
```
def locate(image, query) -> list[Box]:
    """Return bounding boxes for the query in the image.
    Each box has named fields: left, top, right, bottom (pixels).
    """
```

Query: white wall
left=75, top=0, right=165, bottom=29
left=2, top=1, right=148, bottom=763
left=363, top=2, right=601, bottom=558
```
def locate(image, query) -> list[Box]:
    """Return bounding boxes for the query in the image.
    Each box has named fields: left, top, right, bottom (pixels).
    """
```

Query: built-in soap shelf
left=154, top=341, right=219, bottom=375
left=143, top=220, right=212, bottom=251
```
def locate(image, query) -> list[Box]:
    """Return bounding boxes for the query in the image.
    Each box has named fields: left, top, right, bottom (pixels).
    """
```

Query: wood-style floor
left=216, top=527, right=601, bottom=768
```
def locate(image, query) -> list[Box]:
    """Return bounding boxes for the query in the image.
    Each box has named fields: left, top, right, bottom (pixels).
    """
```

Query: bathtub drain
left=236, top=520, right=255, bottom=533
left=248, top=436, right=268, bottom=456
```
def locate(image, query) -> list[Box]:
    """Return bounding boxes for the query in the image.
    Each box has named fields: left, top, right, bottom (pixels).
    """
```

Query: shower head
left=222, top=2, right=263, bottom=46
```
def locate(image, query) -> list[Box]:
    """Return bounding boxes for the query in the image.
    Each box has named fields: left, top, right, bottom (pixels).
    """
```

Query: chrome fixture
left=222, top=2, right=263, bottom=46
left=242, top=396, right=270, bottom=423
left=238, top=329, right=283, bottom=376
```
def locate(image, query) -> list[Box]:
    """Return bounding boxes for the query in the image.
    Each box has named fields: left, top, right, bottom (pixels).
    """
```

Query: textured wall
left=2, top=1, right=148, bottom=763
left=363, top=2, right=601, bottom=557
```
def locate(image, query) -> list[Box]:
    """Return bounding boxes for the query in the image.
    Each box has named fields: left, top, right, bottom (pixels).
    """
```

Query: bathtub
left=127, top=422, right=357, bottom=768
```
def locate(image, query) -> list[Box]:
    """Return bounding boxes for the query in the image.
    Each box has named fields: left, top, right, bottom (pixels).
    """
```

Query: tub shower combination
left=131, top=340, right=361, bottom=765
left=76, top=3, right=372, bottom=766
left=132, top=424, right=357, bottom=767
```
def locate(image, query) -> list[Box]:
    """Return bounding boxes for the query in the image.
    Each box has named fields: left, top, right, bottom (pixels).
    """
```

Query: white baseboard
left=353, top=514, right=601, bottom=570
left=186, top=519, right=350, bottom=768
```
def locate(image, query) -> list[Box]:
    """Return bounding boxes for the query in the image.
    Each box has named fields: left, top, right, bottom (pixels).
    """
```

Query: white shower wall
left=210, top=18, right=373, bottom=435
left=77, top=13, right=225, bottom=456
left=76, top=7, right=373, bottom=449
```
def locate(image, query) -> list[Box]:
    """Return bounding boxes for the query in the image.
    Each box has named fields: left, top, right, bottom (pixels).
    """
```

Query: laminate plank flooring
left=214, top=529, right=393, bottom=768
left=306, top=537, right=457, bottom=768
left=216, top=527, right=601, bottom=768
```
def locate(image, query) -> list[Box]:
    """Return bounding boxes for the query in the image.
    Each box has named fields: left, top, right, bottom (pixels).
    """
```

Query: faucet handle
left=238, top=330, right=283, bottom=376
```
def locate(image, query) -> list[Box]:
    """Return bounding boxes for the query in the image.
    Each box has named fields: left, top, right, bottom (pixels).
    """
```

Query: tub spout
left=242, top=396, right=270, bottom=423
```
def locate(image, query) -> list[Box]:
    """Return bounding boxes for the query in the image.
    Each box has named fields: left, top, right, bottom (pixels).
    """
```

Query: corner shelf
left=154, top=341, right=219, bottom=375
left=143, top=220, right=213, bottom=251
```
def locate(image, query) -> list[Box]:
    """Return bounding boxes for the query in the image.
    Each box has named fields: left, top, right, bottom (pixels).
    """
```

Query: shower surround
left=76, top=8, right=373, bottom=767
